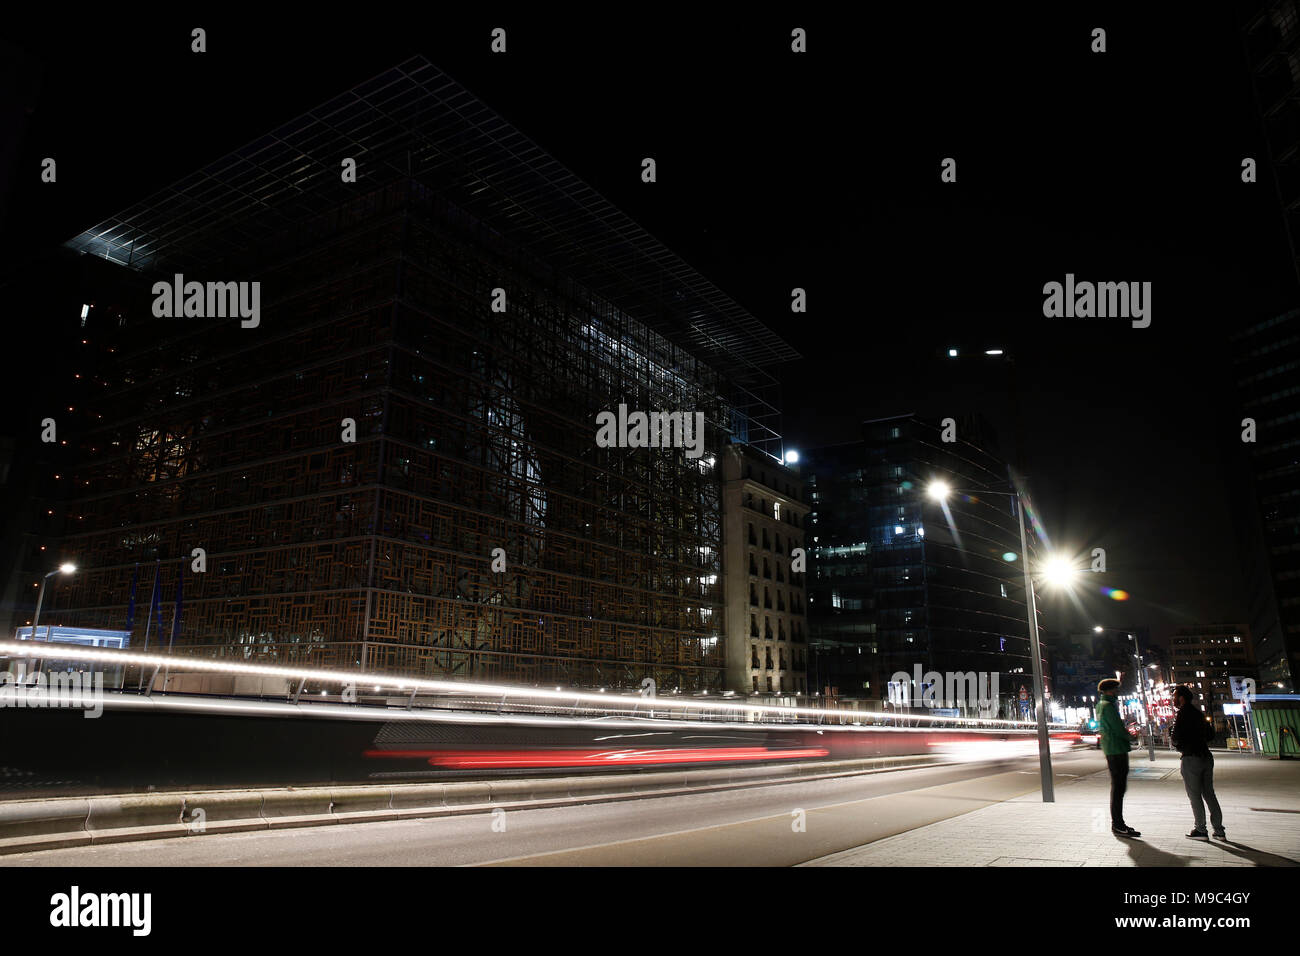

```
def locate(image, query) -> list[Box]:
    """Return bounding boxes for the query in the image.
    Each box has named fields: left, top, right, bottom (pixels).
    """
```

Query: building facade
left=1235, top=2, right=1300, bottom=691
left=1231, top=310, right=1300, bottom=691
left=804, top=414, right=1043, bottom=715
left=1170, top=623, right=1256, bottom=730
left=720, top=444, right=809, bottom=697
left=24, top=58, right=798, bottom=692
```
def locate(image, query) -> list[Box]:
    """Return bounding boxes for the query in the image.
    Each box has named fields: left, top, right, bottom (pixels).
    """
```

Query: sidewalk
left=804, top=750, right=1300, bottom=867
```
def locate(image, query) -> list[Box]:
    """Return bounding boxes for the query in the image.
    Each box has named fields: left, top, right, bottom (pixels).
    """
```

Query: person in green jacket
left=1097, top=678, right=1140, bottom=837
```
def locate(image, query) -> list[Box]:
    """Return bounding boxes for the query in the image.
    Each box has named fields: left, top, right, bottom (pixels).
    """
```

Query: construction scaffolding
left=49, top=60, right=797, bottom=692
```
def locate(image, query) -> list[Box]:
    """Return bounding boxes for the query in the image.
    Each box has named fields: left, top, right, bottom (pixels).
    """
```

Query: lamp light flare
left=1040, top=555, right=1078, bottom=588
left=927, top=481, right=951, bottom=501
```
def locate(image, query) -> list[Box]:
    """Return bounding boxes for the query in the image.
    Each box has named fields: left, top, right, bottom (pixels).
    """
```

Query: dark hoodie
left=1171, top=699, right=1214, bottom=758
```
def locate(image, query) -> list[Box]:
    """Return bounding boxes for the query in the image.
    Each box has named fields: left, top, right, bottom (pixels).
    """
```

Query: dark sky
left=2, top=6, right=1294, bottom=648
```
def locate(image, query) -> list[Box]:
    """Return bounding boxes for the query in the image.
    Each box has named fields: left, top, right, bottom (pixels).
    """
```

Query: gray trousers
left=1179, top=752, right=1223, bottom=833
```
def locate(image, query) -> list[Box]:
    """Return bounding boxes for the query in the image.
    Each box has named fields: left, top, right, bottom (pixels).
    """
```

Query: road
left=1, top=750, right=1106, bottom=866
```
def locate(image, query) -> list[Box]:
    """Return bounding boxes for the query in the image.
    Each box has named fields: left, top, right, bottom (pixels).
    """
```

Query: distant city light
left=984, top=349, right=1003, bottom=355
left=947, top=348, right=958, bottom=357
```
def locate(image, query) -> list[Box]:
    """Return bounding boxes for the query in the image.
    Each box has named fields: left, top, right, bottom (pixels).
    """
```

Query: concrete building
left=1170, top=623, right=1256, bottom=730
left=721, top=444, right=809, bottom=697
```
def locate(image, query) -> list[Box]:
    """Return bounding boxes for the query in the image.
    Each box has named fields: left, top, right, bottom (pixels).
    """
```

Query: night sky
left=2, top=6, right=1293, bottom=649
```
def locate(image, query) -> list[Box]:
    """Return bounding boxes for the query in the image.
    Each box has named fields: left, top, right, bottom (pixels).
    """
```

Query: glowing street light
left=28, top=561, right=78, bottom=678
left=925, top=477, right=1058, bottom=802
left=1040, top=555, right=1079, bottom=589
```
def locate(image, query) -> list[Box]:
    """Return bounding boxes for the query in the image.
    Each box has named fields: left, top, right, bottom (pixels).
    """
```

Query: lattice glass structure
left=45, top=59, right=796, bottom=691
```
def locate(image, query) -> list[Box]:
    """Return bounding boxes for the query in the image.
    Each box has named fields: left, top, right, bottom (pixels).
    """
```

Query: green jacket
left=1097, top=694, right=1131, bottom=756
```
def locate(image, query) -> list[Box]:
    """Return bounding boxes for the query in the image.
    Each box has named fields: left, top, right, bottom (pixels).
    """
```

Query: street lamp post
left=1129, top=633, right=1157, bottom=762
left=29, top=562, right=76, bottom=678
left=928, top=478, right=1057, bottom=802
left=1014, top=490, right=1055, bottom=803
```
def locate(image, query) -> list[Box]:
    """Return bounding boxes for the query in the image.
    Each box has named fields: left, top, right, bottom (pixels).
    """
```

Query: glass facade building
left=804, top=414, right=1044, bottom=714
left=18, top=58, right=797, bottom=691
left=1232, top=310, right=1300, bottom=691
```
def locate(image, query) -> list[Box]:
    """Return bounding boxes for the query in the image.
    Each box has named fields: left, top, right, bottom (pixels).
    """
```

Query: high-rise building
left=1170, top=623, right=1256, bottom=730
left=719, top=444, right=809, bottom=697
left=1235, top=3, right=1300, bottom=690
left=804, top=414, right=1043, bottom=714
left=24, top=58, right=798, bottom=691
left=1231, top=311, right=1300, bottom=691
left=1243, top=1, right=1300, bottom=287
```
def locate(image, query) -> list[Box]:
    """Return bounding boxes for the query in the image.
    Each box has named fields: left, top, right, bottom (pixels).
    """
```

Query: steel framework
left=49, top=60, right=797, bottom=691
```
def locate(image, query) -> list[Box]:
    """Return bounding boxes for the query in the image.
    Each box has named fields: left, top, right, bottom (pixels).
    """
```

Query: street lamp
left=1119, top=630, right=1158, bottom=763
left=927, top=477, right=1062, bottom=802
left=28, top=562, right=77, bottom=678
left=1097, top=624, right=1159, bottom=762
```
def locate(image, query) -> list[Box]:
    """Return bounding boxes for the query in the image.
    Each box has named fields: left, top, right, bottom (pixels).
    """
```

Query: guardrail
left=0, top=753, right=961, bottom=855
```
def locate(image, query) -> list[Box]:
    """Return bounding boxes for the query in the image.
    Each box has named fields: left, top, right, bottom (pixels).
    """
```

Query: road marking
left=468, top=761, right=1073, bottom=866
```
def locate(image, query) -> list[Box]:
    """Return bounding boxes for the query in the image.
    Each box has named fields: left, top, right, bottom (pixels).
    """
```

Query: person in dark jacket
left=1096, top=678, right=1139, bottom=837
left=1171, top=685, right=1224, bottom=840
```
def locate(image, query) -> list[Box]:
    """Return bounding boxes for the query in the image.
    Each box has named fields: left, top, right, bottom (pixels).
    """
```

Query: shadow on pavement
left=1215, top=840, right=1300, bottom=867
left=1114, top=835, right=1192, bottom=867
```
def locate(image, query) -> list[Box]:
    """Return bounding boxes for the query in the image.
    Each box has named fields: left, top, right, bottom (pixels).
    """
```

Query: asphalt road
left=1, top=750, right=1107, bottom=867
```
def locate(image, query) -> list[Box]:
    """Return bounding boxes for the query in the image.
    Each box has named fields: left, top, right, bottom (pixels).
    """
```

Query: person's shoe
left=1212, top=829, right=1226, bottom=839
left=1112, top=825, right=1141, bottom=838
left=1187, top=829, right=1209, bottom=840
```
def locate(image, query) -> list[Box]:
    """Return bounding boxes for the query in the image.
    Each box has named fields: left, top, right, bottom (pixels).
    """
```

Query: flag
left=155, top=561, right=164, bottom=640
left=169, top=556, right=184, bottom=650
left=125, top=563, right=139, bottom=634
left=142, top=561, right=160, bottom=651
